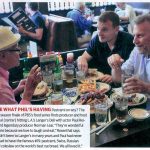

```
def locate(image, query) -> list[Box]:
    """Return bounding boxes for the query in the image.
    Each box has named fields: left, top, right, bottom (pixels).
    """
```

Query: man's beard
left=137, top=45, right=150, bottom=56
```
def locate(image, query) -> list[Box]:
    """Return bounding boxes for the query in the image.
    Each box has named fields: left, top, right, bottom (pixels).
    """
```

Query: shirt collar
left=0, top=67, right=9, bottom=81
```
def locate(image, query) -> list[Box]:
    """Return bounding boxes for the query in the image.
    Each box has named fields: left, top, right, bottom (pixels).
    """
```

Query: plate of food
left=129, top=108, right=150, bottom=121
left=110, top=91, right=147, bottom=106
left=85, top=68, right=104, bottom=80
left=75, top=92, right=113, bottom=114
left=78, top=80, right=110, bottom=94
left=31, top=81, right=52, bottom=102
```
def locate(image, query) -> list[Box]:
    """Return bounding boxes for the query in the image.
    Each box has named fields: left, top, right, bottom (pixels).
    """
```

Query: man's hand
left=22, top=65, right=42, bottom=101
left=77, top=56, right=88, bottom=73
left=123, top=76, right=148, bottom=94
left=107, top=54, right=124, bottom=69
left=14, top=79, right=27, bottom=96
left=18, top=26, right=26, bottom=35
left=99, top=74, right=113, bottom=83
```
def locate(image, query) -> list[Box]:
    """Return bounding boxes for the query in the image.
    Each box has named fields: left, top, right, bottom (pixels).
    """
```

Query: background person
left=115, top=2, right=136, bottom=34
left=77, top=11, right=134, bottom=83
left=18, top=2, right=47, bottom=50
left=0, top=26, right=42, bottom=104
left=67, top=2, right=93, bottom=47
left=108, top=14, right=150, bottom=94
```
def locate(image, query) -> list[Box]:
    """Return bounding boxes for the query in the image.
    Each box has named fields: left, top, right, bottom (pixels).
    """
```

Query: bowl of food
left=129, top=108, right=150, bottom=121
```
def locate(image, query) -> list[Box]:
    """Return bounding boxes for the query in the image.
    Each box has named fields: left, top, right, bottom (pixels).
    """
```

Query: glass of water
left=76, top=68, right=85, bottom=84
left=94, top=98, right=108, bottom=126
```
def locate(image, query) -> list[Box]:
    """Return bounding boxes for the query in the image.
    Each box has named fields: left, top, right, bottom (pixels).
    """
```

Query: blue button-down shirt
left=67, top=9, right=92, bottom=37
left=122, top=47, right=150, bottom=82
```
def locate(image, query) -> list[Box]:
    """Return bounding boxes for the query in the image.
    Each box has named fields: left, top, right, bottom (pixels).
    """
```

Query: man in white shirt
left=107, top=14, right=150, bottom=95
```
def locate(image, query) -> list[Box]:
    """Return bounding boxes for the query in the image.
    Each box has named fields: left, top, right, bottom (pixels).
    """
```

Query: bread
left=33, top=81, right=48, bottom=97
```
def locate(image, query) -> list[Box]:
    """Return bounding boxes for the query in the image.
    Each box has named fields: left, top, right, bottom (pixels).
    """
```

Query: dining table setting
left=23, top=61, right=150, bottom=147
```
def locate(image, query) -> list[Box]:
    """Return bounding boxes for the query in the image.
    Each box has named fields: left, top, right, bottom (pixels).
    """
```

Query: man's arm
left=77, top=51, right=92, bottom=72
left=18, top=27, right=43, bottom=41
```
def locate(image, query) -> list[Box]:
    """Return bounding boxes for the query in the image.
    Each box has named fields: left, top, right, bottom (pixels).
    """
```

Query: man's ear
left=115, top=26, right=119, bottom=32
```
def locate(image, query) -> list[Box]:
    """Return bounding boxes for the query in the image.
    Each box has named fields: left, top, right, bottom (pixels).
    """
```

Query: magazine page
left=0, top=0, right=150, bottom=150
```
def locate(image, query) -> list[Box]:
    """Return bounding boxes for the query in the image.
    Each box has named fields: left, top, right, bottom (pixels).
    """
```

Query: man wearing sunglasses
left=0, top=26, right=42, bottom=104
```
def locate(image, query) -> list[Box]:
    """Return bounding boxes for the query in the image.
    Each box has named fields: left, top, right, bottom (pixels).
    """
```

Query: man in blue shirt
left=77, top=11, right=134, bottom=83
left=18, top=2, right=47, bottom=50
left=108, top=14, right=150, bottom=94
left=67, top=2, right=93, bottom=47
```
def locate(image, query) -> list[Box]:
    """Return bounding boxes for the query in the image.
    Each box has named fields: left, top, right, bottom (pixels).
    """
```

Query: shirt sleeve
left=121, top=48, right=137, bottom=74
left=35, top=16, right=45, bottom=28
left=78, top=15, right=92, bottom=31
left=0, top=89, right=17, bottom=104
left=86, top=35, right=98, bottom=57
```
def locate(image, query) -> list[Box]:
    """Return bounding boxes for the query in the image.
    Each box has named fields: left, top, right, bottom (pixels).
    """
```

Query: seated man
left=18, top=2, right=47, bottom=50
left=115, top=2, right=136, bottom=34
left=67, top=2, right=93, bottom=47
left=77, top=11, right=135, bottom=83
left=0, top=26, right=41, bottom=104
left=108, top=14, right=150, bottom=94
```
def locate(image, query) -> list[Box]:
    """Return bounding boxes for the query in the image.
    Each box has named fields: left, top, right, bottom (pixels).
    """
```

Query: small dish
left=129, top=108, right=150, bottom=121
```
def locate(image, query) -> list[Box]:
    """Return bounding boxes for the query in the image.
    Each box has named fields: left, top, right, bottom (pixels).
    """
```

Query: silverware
left=96, top=118, right=117, bottom=135
left=90, top=123, right=107, bottom=134
left=108, top=109, right=111, bottom=122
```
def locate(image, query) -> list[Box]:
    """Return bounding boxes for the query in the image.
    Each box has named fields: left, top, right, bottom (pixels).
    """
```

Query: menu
left=8, top=7, right=36, bottom=33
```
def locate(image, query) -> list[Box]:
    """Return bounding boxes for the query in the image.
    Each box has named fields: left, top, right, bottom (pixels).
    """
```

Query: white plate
left=129, top=108, right=150, bottom=121
left=96, top=82, right=111, bottom=93
left=76, top=96, right=113, bottom=114
left=110, top=88, right=147, bottom=106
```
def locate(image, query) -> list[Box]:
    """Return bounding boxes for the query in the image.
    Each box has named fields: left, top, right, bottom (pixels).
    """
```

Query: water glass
left=114, top=95, right=128, bottom=123
left=121, top=71, right=132, bottom=93
left=39, top=55, right=54, bottom=86
left=64, top=64, right=74, bottom=83
left=53, top=71, right=63, bottom=92
left=46, top=93, right=63, bottom=105
left=94, top=99, right=108, bottom=126
left=76, top=68, right=85, bottom=84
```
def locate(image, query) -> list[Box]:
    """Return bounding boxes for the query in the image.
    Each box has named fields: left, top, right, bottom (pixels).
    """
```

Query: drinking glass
left=64, top=64, right=74, bottom=83
left=45, top=93, right=63, bottom=105
left=39, top=55, right=54, bottom=86
left=94, top=99, right=108, bottom=126
left=114, top=95, right=128, bottom=123
left=53, top=71, right=63, bottom=92
left=76, top=68, right=85, bottom=84
left=121, top=70, right=132, bottom=94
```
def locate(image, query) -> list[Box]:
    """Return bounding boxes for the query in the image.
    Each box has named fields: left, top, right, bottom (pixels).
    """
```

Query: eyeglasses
left=8, top=47, right=22, bottom=54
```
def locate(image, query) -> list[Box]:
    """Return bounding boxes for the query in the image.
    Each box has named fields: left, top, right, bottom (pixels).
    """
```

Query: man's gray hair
left=74, top=2, right=85, bottom=10
left=134, top=14, right=150, bottom=25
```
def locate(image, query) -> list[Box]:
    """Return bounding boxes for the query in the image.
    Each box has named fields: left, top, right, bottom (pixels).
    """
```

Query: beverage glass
left=114, top=95, right=128, bottom=123
left=39, top=55, right=54, bottom=86
left=121, top=70, right=132, bottom=93
left=47, top=93, right=63, bottom=105
left=53, top=71, right=63, bottom=92
left=76, top=68, right=85, bottom=84
left=64, top=64, right=74, bottom=83
left=94, top=99, right=108, bottom=126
